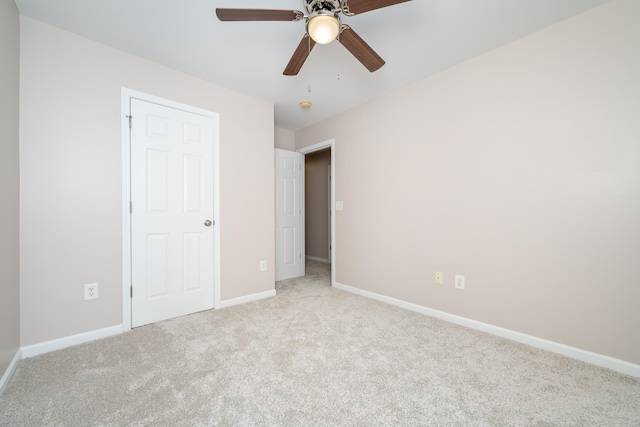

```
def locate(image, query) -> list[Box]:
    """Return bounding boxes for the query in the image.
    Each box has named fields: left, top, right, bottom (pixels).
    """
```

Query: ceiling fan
left=216, top=0, right=411, bottom=76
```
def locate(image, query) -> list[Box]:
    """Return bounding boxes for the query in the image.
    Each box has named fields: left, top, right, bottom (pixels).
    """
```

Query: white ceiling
left=15, top=0, right=608, bottom=131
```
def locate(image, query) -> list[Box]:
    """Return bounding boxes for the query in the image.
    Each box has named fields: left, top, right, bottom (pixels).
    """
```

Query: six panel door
left=130, top=99, right=215, bottom=327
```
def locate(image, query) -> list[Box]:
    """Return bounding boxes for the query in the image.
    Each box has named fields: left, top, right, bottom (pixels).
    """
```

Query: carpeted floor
left=1, top=260, right=639, bottom=426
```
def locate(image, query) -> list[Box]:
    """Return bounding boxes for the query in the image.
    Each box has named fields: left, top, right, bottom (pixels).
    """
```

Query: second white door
left=275, top=148, right=304, bottom=281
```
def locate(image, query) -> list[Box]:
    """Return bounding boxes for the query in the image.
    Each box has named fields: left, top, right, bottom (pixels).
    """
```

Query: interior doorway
left=298, top=139, right=335, bottom=286
left=303, top=148, right=331, bottom=263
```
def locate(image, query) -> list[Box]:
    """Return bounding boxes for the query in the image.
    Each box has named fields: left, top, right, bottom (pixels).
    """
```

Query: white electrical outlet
left=84, top=283, right=99, bottom=300
left=455, top=275, right=465, bottom=290
left=435, top=271, right=443, bottom=285
left=260, top=260, right=267, bottom=272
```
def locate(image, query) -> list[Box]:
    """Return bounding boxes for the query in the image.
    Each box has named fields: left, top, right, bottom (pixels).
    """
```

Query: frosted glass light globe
left=308, top=14, right=340, bottom=44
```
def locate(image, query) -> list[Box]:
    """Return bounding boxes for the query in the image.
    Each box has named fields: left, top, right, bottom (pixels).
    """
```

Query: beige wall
left=19, top=17, right=275, bottom=346
left=296, top=0, right=640, bottom=365
left=0, top=0, right=21, bottom=376
left=305, top=149, right=331, bottom=261
left=274, top=127, right=295, bottom=151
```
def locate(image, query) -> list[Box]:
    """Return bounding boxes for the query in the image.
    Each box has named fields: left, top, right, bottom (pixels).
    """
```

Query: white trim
left=328, top=164, right=331, bottom=262
left=298, top=139, right=336, bottom=287
left=212, top=113, right=222, bottom=310
left=298, top=140, right=334, bottom=154
left=306, top=255, right=330, bottom=264
left=121, top=88, right=222, bottom=329
left=0, top=349, right=22, bottom=396
left=218, top=290, right=277, bottom=309
left=121, top=89, right=132, bottom=331
left=334, top=281, right=640, bottom=379
left=21, top=325, right=123, bottom=359
left=301, top=153, right=306, bottom=277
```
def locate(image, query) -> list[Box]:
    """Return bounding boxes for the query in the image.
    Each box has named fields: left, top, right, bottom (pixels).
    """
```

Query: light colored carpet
left=1, top=260, right=639, bottom=426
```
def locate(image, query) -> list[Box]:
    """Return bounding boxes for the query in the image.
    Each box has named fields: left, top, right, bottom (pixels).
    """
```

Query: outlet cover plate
left=435, top=271, right=443, bottom=284
left=454, top=275, right=465, bottom=290
left=260, top=260, right=267, bottom=272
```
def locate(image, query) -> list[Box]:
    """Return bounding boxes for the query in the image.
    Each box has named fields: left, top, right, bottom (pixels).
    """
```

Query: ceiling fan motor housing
left=304, top=0, right=342, bottom=15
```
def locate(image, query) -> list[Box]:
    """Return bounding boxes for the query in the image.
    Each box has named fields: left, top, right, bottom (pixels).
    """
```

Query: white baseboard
left=306, top=256, right=330, bottom=264
left=219, top=289, right=276, bottom=309
left=0, top=349, right=22, bottom=396
left=333, top=281, right=640, bottom=379
left=21, top=325, right=124, bottom=359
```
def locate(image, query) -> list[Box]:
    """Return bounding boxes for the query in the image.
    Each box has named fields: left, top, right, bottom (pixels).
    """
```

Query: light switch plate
left=336, top=201, right=344, bottom=211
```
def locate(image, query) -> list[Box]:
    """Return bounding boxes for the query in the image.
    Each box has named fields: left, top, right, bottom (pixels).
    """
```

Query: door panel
left=275, top=149, right=304, bottom=281
left=147, top=149, right=169, bottom=212
left=131, top=99, right=215, bottom=327
left=284, top=227, right=295, bottom=264
left=183, top=233, right=202, bottom=292
left=147, top=234, right=169, bottom=298
left=184, top=155, right=203, bottom=213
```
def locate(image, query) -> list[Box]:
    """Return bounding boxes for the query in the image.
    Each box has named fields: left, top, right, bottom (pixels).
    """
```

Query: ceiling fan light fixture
left=307, top=11, right=340, bottom=44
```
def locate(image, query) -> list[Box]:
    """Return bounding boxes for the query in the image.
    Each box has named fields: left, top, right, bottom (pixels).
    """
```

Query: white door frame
left=328, top=164, right=332, bottom=263
left=121, top=88, right=221, bottom=331
left=298, top=138, right=335, bottom=286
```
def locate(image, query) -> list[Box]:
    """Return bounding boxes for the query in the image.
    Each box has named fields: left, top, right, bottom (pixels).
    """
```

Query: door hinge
left=130, top=285, right=133, bottom=298
left=127, top=115, right=132, bottom=128
left=129, top=201, right=133, bottom=213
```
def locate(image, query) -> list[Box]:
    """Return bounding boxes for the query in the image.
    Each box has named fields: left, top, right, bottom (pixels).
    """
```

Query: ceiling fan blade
left=216, top=8, right=303, bottom=22
left=344, top=0, right=411, bottom=15
left=283, top=35, right=316, bottom=76
left=338, top=26, right=385, bottom=72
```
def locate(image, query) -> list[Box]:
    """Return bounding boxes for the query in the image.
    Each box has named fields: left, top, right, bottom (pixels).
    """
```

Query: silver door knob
left=204, top=220, right=213, bottom=227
